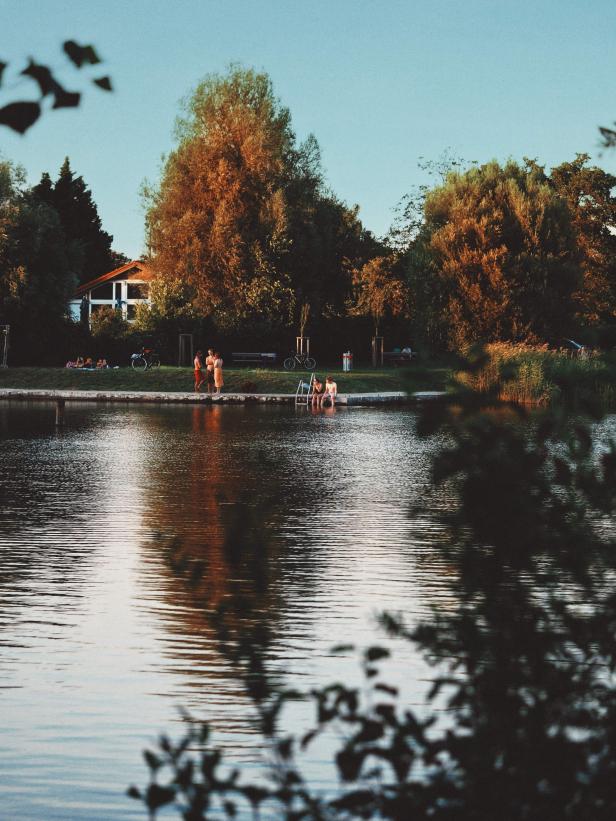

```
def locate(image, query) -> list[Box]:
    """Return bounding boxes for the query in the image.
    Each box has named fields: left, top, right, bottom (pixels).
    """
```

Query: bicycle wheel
left=132, top=356, right=147, bottom=371
left=283, top=357, right=296, bottom=371
left=150, top=355, right=160, bottom=368
left=304, top=357, right=316, bottom=370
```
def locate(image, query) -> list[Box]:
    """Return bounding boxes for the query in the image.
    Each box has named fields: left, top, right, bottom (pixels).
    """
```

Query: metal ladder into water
left=295, top=372, right=315, bottom=406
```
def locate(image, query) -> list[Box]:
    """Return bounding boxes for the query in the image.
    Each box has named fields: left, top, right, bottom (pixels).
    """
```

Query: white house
left=70, top=260, right=154, bottom=324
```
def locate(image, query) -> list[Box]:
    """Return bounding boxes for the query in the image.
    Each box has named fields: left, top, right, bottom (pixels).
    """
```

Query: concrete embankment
left=0, top=388, right=446, bottom=406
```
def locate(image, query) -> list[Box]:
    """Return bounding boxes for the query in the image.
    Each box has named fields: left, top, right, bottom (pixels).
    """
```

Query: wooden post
left=371, top=336, right=384, bottom=368
left=0, top=325, right=9, bottom=368
left=55, top=398, right=65, bottom=426
left=296, top=336, right=310, bottom=356
left=178, top=333, right=194, bottom=366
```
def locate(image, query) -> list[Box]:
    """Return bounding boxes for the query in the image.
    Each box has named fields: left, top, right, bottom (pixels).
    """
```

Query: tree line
left=3, top=64, right=616, bottom=365
left=142, top=65, right=616, bottom=356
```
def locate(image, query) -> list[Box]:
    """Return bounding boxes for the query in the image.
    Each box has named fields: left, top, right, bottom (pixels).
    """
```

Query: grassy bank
left=458, top=342, right=616, bottom=408
left=0, top=364, right=449, bottom=395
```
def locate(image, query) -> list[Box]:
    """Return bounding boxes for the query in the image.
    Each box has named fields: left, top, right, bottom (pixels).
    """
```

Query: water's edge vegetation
left=457, top=343, right=616, bottom=409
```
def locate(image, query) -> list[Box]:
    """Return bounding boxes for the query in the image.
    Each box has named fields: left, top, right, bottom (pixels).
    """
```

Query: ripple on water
left=0, top=402, right=454, bottom=819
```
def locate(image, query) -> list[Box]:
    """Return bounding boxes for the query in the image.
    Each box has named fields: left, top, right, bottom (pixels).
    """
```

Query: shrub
left=90, top=306, right=129, bottom=339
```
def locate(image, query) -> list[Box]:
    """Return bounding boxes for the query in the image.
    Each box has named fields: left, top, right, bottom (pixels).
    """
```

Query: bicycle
left=283, top=351, right=316, bottom=371
left=131, top=348, right=161, bottom=370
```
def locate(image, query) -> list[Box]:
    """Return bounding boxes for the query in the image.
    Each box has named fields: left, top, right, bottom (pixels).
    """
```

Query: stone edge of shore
left=0, top=388, right=447, bottom=406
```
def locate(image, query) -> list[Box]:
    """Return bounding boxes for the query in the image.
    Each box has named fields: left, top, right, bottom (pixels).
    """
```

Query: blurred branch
left=0, top=41, right=112, bottom=134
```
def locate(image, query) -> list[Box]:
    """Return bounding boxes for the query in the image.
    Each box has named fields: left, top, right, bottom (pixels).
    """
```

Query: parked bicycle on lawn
left=283, top=351, right=316, bottom=371
left=131, top=347, right=160, bottom=371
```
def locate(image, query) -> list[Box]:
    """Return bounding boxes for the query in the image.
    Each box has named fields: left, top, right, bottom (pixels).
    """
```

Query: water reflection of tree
left=137, top=405, right=326, bottom=734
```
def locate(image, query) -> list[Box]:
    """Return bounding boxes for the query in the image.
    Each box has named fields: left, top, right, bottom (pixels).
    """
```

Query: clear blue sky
left=2, top=0, right=616, bottom=259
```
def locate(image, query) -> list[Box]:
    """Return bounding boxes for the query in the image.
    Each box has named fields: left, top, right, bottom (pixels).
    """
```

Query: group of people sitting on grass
left=309, top=375, right=337, bottom=408
left=194, top=348, right=224, bottom=394
left=65, top=357, right=109, bottom=369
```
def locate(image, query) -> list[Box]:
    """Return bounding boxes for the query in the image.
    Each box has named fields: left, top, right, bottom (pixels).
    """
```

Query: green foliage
left=131, top=276, right=205, bottom=362
left=402, top=154, right=616, bottom=353
left=216, top=272, right=296, bottom=335
left=408, top=160, right=581, bottom=351
left=89, top=306, right=129, bottom=339
left=0, top=41, right=111, bottom=134
left=389, top=151, right=476, bottom=251
left=133, top=277, right=196, bottom=329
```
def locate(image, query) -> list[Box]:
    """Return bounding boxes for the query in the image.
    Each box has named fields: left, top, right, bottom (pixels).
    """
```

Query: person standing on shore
left=205, top=348, right=216, bottom=395
left=213, top=352, right=224, bottom=395
left=194, top=350, right=204, bottom=392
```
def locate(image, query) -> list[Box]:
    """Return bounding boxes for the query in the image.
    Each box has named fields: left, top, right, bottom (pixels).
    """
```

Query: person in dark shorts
left=311, top=376, right=324, bottom=408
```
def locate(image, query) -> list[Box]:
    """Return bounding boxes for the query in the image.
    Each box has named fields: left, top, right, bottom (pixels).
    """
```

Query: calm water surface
left=0, top=402, right=453, bottom=819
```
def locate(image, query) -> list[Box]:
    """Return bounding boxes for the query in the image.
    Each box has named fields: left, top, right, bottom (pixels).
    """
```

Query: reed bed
left=457, top=342, right=614, bottom=408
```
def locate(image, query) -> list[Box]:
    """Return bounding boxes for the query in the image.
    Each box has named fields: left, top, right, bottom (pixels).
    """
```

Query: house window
left=127, top=283, right=149, bottom=300
left=92, top=283, right=114, bottom=300
left=115, top=282, right=123, bottom=301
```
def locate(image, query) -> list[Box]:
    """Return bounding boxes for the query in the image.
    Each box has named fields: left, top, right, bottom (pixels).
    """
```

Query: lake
left=0, top=402, right=455, bottom=819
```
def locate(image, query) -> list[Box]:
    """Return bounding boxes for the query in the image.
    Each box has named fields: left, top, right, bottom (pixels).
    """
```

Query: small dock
left=0, top=388, right=446, bottom=407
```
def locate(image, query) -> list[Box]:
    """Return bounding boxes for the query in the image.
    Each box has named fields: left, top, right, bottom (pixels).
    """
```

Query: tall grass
left=458, top=342, right=615, bottom=408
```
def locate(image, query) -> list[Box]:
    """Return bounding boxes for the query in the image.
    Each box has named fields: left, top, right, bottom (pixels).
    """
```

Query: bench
left=231, top=352, right=277, bottom=366
left=383, top=351, right=416, bottom=367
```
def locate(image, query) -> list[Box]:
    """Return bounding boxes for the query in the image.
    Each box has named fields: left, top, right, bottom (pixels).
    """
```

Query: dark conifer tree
left=31, top=171, right=54, bottom=204
left=33, top=158, right=127, bottom=285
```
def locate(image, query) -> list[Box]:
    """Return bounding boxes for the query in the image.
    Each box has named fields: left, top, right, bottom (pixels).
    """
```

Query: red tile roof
left=75, top=260, right=153, bottom=296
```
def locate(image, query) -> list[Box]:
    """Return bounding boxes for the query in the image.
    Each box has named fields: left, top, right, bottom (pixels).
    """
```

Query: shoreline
left=0, top=388, right=446, bottom=407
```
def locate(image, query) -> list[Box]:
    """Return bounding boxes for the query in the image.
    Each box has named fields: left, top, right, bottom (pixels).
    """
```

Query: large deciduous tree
left=145, top=66, right=295, bottom=326
left=145, top=65, right=378, bottom=335
left=409, top=160, right=581, bottom=350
